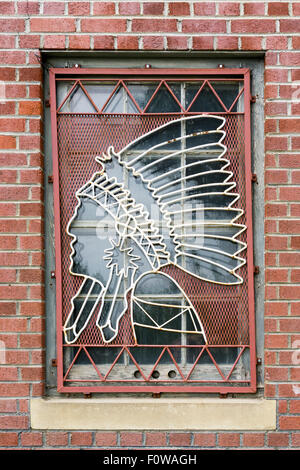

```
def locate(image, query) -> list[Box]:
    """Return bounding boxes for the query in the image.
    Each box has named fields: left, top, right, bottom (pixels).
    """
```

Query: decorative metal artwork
left=50, top=69, right=256, bottom=393
left=64, top=115, right=246, bottom=348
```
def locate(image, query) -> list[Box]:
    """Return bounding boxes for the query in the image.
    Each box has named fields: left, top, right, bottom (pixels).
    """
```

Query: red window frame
left=49, top=67, right=256, bottom=394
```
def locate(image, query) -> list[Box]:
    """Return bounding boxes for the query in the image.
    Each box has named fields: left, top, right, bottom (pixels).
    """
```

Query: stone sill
left=31, top=397, right=276, bottom=431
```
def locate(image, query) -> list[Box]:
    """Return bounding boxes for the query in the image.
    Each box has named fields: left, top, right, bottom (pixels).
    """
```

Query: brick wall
left=0, top=0, right=299, bottom=450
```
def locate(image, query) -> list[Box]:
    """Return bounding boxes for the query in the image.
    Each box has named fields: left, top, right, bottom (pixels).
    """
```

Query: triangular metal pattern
left=59, top=82, right=100, bottom=113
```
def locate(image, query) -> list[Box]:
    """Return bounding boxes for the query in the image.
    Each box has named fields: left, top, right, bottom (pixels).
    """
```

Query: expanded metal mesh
left=53, top=74, right=255, bottom=392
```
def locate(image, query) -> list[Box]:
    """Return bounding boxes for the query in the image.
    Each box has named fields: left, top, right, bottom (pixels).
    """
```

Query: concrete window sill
left=31, top=397, right=276, bottom=430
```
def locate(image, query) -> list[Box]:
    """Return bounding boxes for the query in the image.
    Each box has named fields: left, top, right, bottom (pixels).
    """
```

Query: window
left=48, top=67, right=257, bottom=394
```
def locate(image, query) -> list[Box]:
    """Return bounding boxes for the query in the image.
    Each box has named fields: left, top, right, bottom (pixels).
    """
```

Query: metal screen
left=49, top=68, right=256, bottom=394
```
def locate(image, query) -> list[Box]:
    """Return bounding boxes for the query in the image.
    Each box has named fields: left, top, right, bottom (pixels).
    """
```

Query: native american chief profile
left=63, top=115, right=247, bottom=346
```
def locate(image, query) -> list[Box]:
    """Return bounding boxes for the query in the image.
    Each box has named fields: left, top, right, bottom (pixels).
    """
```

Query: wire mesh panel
left=50, top=69, right=256, bottom=393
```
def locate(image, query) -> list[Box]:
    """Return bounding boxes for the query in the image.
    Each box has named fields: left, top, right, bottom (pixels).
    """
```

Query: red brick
left=0, top=317, right=27, bottom=332
left=278, top=154, right=300, bottom=168
left=280, top=19, right=300, bottom=33
left=217, top=36, right=238, bottom=50
left=265, top=170, right=288, bottom=184
left=292, top=433, right=300, bottom=448
left=280, top=417, right=300, bottom=430
left=265, top=367, right=289, bottom=381
left=0, top=269, right=16, bottom=283
left=119, top=2, right=140, bottom=15
left=218, top=2, right=240, bottom=16
left=169, top=432, right=191, bottom=446
left=0, top=67, right=16, bottom=81
left=265, top=102, right=287, bottom=116
left=43, top=35, right=66, bottom=49
left=0, top=252, right=29, bottom=266
left=30, top=318, right=45, bottom=333
left=143, top=2, right=164, bottom=15
left=266, top=36, right=288, bottom=50
left=0, top=219, right=27, bottom=234
left=82, top=19, right=126, bottom=33
left=0, top=118, right=25, bottom=133
left=291, top=367, right=300, bottom=381
left=265, top=351, right=277, bottom=365
left=21, top=367, right=44, bottom=381
left=0, top=1, right=14, bottom=14
left=279, top=118, right=300, bottom=133
left=243, top=3, right=265, bottom=15
left=169, top=2, right=190, bottom=16
left=0, top=383, right=29, bottom=396
left=93, top=36, right=115, bottom=50
left=291, top=204, right=300, bottom=216
left=0, top=367, right=18, bottom=381
left=19, top=135, right=42, bottom=151
left=167, top=36, right=188, bottom=50
left=193, top=433, right=216, bottom=446
left=265, top=136, right=288, bottom=151
left=21, top=432, right=43, bottom=447
left=0, top=301, right=16, bottom=315
left=93, top=2, right=115, bottom=15
left=19, top=268, right=43, bottom=283
left=19, top=101, right=42, bottom=116
left=132, top=19, right=177, bottom=32
left=30, top=18, right=75, bottom=33
left=265, top=334, right=288, bottom=348
left=231, top=19, right=276, bottom=34
left=20, top=302, right=44, bottom=316
left=219, top=433, right=240, bottom=447
left=17, top=1, right=39, bottom=15
left=117, top=36, right=139, bottom=50
left=268, top=432, right=289, bottom=447
left=241, top=36, right=262, bottom=50
left=0, top=102, right=16, bottom=115
left=268, top=2, right=289, bottom=16
left=120, top=432, right=143, bottom=446
left=291, top=237, right=300, bottom=250
left=290, top=401, right=300, bottom=414
left=280, top=52, right=300, bottom=66
left=265, top=268, right=288, bottom=283
left=192, top=37, right=214, bottom=50
left=280, top=252, right=300, bottom=266
left=292, top=137, right=300, bottom=150
left=71, top=432, right=93, bottom=446
left=182, top=19, right=226, bottom=33
left=43, top=1, right=64, bottom=14
left=232, top=20, right=276, bottom=33
left=19, top=236, right=43, bottom=251
left=0, top=35, right=15, bottom=48
left=95, top=432, right=117, bottom=446
left=0, top=433, right=18, bottom=447
left=143, top=36, right=164, bottom=50
left=0, top=19, right=25, bottom=32
left=293, top=3, right=300, bottom=15
left=279, top=187, right=300, bottom=202
left=194, top=2, right=216, bottom=15
left=0, top=416, right=28, bottom=429
left=46, top=432, right=69, bottom=447
left=145, top=432, right=167, bottom=446
left=5, top=84, right=27, bottom=99
left=19, top=68, right=42, bottom=82
left=19, top=333, right=44, bottom=348
left=69, top=35, right=90, bottom=49
left=0, top=202, right=17, bottom=216
left=68, top=2, right=90, bottom=15
left=0, top=399, right=17, bottom=412
left=280, top=318, right=300, bottom=331
left=0, top=136, right=16, bottom=150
